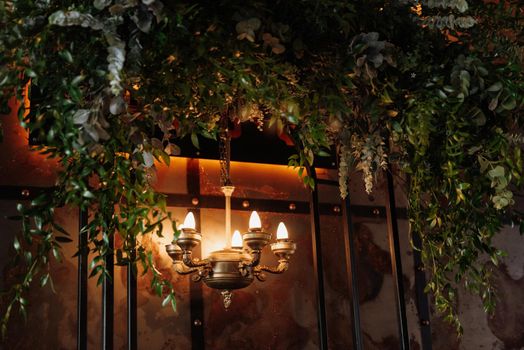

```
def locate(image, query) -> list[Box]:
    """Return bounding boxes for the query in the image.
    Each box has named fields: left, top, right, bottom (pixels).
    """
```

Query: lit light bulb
left=182, top=212, right=196, bottom=230
left=276, top=222, right=288, bottom=240
left=231, top=230, right=243, bottom=249
left=249, top=211, right=262, bottom=231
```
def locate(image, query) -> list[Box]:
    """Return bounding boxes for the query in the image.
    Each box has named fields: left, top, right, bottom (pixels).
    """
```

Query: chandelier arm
left=254, top=259, right=289, bottom=274
left=239, top=250, right=261, bottom=269
left=182, top=251, right=211, bottom=268
left=173, top=262, right=202, bottom=275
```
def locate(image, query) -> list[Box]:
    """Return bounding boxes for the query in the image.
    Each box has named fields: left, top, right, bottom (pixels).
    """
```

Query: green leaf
left=501, top=96, right=516, bottom=110
left=157, top=150, right=170, bottom=166
left=437, top=89, right=447, bottom=99
left=486, top=82, right=502, bottom=92
left=13, top=236, right=21, bottom=252
left=82, top=190, right=95, bottom=199
left=40, top=273, right=50, bottom=287
left=59, top=50, right=73, bottom=63
left=317, top=150, right=330, bottom=157
left=52, top=222, right=70, bottom=236
left=191, top=132, right=200, bottom=149
left=162, top=294, right=172, bottom=308
left=170, top=297, right=177, bottom=312
left=55, top=236, right=73, bottom=243
left=97, top=272, right=106, bottom=286
left=286, top=114, right=298, bottom=124
left=488, top=166, right=504, bottom=179
left=200, top=130, right=216, bottom=140
left=25, top=69, right=37, bottom=78
left=89, top=264, right=103, bottom=278
left=52, top=246, right=62, bottom=262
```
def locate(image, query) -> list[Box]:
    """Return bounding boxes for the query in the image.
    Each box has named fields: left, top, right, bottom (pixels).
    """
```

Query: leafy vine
left=0, top=0, right=522, bottom=336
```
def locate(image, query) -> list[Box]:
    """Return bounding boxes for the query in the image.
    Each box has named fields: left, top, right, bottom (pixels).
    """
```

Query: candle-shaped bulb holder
left=271, top=222, right=296, bottom=260
left=176, top=212, right=201, bottom=252
left=243, top=211, right=271, bottom=251
left=165, top=243, right=183, bottom=262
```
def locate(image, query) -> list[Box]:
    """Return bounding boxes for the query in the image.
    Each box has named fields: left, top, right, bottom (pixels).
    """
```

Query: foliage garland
left=0, top=0, right=523, bottom=336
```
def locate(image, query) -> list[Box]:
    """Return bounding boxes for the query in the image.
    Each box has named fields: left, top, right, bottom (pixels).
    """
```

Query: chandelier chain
left=219, top=124, right=232, bottom=187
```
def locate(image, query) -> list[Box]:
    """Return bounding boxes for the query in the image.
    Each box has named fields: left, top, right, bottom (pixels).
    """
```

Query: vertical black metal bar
left=77, top=209, right=88, bottom=350
left=187, top=159, right=205, bottom=350
left=127, top=246, right=137, bottom=350
left=308, top=167, right=329, bottom=350
left=385, top=169, right=410, bottom=349
left=102, top=234, right=114, bottom=350
left=341, top=195, right=364, bottom=350
left=412, top=232, right=433, bottom=350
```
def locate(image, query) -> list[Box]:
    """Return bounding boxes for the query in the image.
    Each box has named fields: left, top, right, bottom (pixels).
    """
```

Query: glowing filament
left=276, top=222, right=288, bottom=240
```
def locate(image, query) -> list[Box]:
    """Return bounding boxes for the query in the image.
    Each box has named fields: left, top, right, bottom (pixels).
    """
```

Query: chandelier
left=165, top=128, right=297, bottom=308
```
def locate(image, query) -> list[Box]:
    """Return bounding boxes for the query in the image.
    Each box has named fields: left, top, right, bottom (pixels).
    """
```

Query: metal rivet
left=333, top=206, right=341, bottom=213
left=421, top=320, right=430, bottom=326
left=289, top=203, right=296, bottom=211
left=193, top=319, right=202, bottom=327
left=242, top=200, right=250, bottom=208
left=372, top=208, right=380, bottom=216
left=416, top=265, right=425, bottom=272
left=21, top=189, right=30, bottom=197
left=191, top=197, right=199, bottom=206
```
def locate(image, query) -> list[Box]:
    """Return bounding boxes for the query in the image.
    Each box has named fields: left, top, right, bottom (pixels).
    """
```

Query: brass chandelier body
left=165, top=128, right=297, bottom=308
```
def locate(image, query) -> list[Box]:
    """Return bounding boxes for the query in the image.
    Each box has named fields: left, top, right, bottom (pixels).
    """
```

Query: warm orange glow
left=115, top=152, right=130, bottom=159
left=182, top=212, right=196, bottom=230
left=410, top=3, right=422, bottom=16
left=276, top=222, right=288, bottom=240
left=0, top=92, right=58, bottom=186
left=231, top=230, right=243, bottom=248
left=249, top=211, right=262, bottom=230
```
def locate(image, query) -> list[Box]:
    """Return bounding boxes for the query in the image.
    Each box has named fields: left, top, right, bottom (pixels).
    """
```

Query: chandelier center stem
left=221, top=185, right=235, bottom=248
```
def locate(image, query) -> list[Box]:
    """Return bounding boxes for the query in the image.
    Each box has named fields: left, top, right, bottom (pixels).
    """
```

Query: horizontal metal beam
left=0, top=185, right=51, bottom=200
left=316, top=178, right=339, bottom=186
left=165, top=193, right=407, bottom=218
left=0, top=185, right=408, bottom=219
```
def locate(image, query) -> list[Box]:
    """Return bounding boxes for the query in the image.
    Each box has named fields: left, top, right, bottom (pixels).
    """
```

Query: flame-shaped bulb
left=276, top=222, right=288, bottom=240
left=182, top=212, right=196, bottom=230
left=231, top=230, right=243, bottom=249
left=249, top=211, right=262, bottom=231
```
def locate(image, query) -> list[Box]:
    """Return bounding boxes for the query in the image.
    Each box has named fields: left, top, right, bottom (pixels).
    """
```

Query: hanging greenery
left=0, top=0, right=522, bottom=336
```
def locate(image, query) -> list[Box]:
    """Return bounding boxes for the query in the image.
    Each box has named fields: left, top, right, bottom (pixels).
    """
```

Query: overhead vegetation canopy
left=0, top=0, right=523, bottom=335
